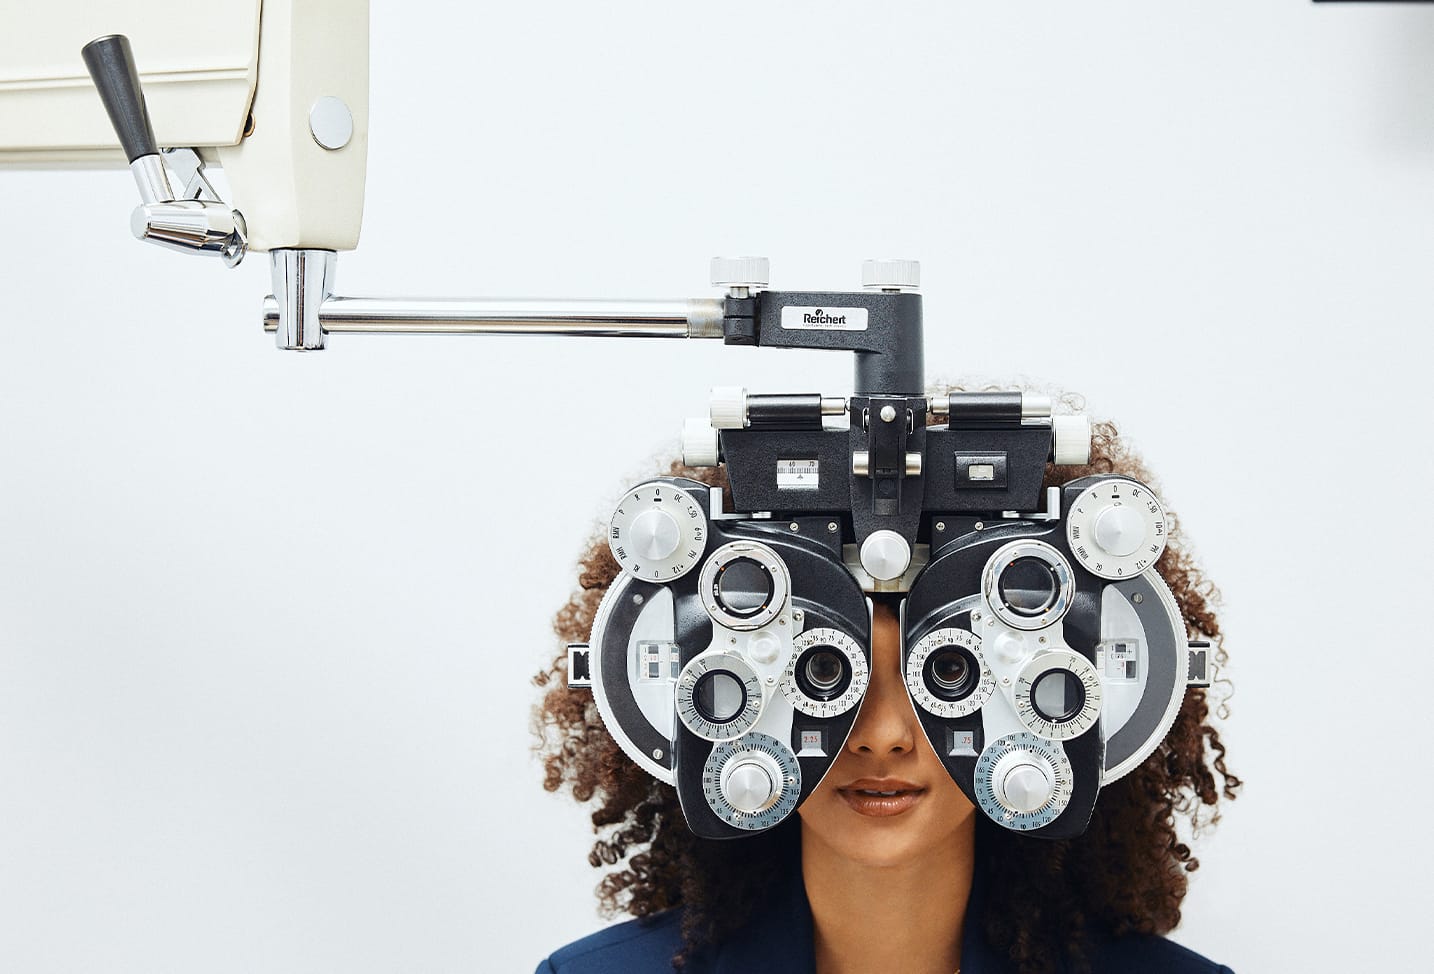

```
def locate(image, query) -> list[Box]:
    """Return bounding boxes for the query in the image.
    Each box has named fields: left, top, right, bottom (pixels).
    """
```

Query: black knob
left=81, top=34, right=158, bottom=162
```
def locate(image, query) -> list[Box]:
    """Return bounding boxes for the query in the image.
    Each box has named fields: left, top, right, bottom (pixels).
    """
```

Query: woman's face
left=797, top=600, right=976, bottom=868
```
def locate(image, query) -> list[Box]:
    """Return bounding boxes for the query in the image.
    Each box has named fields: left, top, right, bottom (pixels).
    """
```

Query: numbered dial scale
left=1013, top=651, right=1103, bottom=741
left=1065, top=478, right=1168, bottom=580
left=676, top=652, right=765, bottom=741
left=974, top=732, right=1075, bottom=831
left=905, top=627, right=996, bottom=719
left=702, top=732, right=802, bottom=831
left=608, top=482, right=708, bottom=582
left=780, top=628, right=869, bottom=718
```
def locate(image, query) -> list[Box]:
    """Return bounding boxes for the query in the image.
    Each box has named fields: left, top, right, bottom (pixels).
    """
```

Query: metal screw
left=652, top=748, right=664, bottom=760
left=789, top=521, right=800, bottom=531
left=1038, top=636, right=1047, bottom=644
left=828, top=521, right=839, bottom=533
left=1133, top=593, right=1144, bottom=604
left=779, top=618, right=786, bottom=626
left=880, top=404, right=897, bottom=422
left=974, top=521, right=984, bottom=530
left=973, top=611, right=982, bottom=621
left=936, top=521, right=946, bottom=532
left=1001, top=677, right=1011, bottom=685
left=730, top=637, right=737, bottom=644
left=633, top=593, right=645, bottom=605
left=765, top=676, right=776, bottom=685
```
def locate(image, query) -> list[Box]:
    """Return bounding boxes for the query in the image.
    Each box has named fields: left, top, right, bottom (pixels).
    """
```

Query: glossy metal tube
left=261, top=296, right=726, bottom=339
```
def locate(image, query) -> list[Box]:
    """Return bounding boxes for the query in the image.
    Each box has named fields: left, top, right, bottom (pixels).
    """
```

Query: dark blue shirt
left=535, top=866, right=1232, bottom=974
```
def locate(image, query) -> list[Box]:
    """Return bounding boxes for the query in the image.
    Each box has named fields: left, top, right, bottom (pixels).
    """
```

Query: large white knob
left=721, top=755, right=780, bottom=814
left=993, top=751, right=1055, bottom=813
left=1094, top=505, right=1145, bottom=557
left=861, top=258, right=921, bottom=291
left=682, top=417, right=719, bottom=467
left=860, top=530, right=912, bottom=581
left=1052, top=415, right=1092, bottom=465
left=711, top=256, right=770, bottom=290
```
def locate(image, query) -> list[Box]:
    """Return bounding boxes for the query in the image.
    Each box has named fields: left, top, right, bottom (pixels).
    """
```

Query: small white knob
left=1094, top=505, right=1145, bottom=558
left=629, top=508, right=681, bottom=562
left=722, top=757, right=779, bottom=813
left=682, top=418, right=719, bottom=467
left=860, top=530, right=912, bottom=581
left=999, top=761, right=1054, bottom=813
left=710, top=386, right=749, bottom=430
left=748, top=631, right=782, bottom=666
left=1052, top=414, right=1092, bottom=465
left=993, top=630, right=1028, bottom=665
left=861, top=258, right=921, bottom=291
left=710, top=256, right=770, bottom=289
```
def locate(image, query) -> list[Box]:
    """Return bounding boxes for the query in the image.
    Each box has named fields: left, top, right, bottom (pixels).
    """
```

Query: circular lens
left=794, top=646, right=852, bottom=702
left=713, top=558, right=773, bottom=617
left=694, top=670, right=747, bottom=724
left=998, top=557, right=1061, bottom=617
left=924, top=647, right=978, bottom=701
left=1030, top=669, right=1086, bottom=723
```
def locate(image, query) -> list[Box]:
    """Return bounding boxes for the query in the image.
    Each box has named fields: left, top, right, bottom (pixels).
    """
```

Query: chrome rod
left=261, top=296, right=726, bottom=339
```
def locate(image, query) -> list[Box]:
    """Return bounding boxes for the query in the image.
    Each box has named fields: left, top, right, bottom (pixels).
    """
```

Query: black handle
left=81, top=34, right=158, bottom=162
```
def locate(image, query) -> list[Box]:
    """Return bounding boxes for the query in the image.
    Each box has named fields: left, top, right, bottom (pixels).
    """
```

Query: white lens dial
left=780, top=627, right=869, bottom=718
left=905, top=627, right=995, bottom=719
left=703, top=733, right=802, bottom=831
left=1013, top=651, right=1103, bottom=741
left=675, top=652, right=764, bottom=741
left=974, top=732, right=1074, bottom=831
left=1065, top=478, right=1167, bottom=580
left=609, top=482, right=708, bottom=582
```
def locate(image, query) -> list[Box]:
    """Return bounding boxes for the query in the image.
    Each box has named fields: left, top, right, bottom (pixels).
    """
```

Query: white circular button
left=748, top=631, right=782, bottom=666
left=860, top=530, right=911, bottom=581
left=993, top=630, right=1027, bottom=664
left=999, top=762, right=1054, bottom=813
left=1094, top=505, right=1145, bottom=557
left=308, top=96, right=354, bottom=150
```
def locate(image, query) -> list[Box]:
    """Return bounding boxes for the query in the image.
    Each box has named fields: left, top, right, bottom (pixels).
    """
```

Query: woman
left=533, top=417, right=1240, bottom=974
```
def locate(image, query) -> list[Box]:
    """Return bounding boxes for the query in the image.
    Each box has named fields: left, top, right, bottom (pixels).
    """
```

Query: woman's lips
left=836, top=779, right=926, bottom=818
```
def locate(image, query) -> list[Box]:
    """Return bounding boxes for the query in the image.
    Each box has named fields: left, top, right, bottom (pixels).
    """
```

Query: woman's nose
left=845, top=610, right=917, bottom=756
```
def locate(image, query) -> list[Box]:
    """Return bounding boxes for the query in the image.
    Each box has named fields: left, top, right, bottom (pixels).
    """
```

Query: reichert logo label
left=779, top=305, right=870, bottom=331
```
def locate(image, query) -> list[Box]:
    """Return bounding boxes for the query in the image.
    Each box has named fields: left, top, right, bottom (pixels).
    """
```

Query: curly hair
left=532, top=413, right=1240, bottom=974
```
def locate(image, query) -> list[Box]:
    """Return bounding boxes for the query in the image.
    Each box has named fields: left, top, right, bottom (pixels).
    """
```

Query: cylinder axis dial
left=1065, top=478, right=1167, bottom=580
left=702, top=733, right=802, bottom=831
left=676, top=652, right=765, bottom=741
left=974, top=732, right=1074, bottom=831
left=781, top=628, right=869, bottom=718
left=608, top=482, right=708, bottom=582
left=906, top=627, right=996, bottom=719
left=1013, top=651, right=1103, bottom=741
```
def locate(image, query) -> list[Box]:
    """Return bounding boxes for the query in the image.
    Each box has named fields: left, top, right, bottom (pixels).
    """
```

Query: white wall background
left=1, top=1, right=1430, bottom=971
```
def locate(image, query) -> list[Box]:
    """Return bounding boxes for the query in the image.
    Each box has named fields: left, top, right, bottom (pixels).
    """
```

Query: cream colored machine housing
left=0, top=0, right=369, bottom=254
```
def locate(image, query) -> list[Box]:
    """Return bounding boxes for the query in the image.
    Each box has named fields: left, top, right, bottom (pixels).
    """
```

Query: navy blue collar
left=708, top=860, right=1002, bottom=974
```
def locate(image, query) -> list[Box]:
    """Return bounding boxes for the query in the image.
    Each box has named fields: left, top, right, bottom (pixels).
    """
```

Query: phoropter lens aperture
left=924, top=647, right=979, bottom=702
left=713, top=557, right=774, bottom=618
left=694, top=669, right=747, bottom=724
left=1030, top=668, right=1086, bottom=724
left=794, top=645, right=852, bottom=702
left=998, top=556, right=1061, bottom=617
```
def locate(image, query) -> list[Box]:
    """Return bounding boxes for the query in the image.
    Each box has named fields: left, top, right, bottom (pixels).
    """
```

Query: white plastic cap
left=682, top=417, right=720, bottom=467
left=861, top=258, right=921, bottom=291
left=1052, top=414, right=1093, bottom=465
left=709, top=386, right=749, bottom=430
left=710, top=256, right=770, bottom=289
